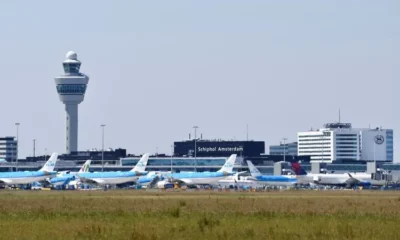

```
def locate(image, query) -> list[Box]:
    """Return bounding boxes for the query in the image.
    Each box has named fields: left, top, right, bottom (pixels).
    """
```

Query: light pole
left=193, top=126, right=199, bottom=172
left=33, top=139, right=36, bottom=157
left=101, top=124, right=106, bottom=172
left=282, top=138, right=287, bottom=162
left=15, top=123, right=20, bottom=170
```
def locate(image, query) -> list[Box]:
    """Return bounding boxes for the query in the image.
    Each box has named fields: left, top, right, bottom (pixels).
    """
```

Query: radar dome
left=66, top=51, right=78, bottom=60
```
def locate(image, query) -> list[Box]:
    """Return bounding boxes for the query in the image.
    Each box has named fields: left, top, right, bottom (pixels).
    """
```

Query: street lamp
left=101, top=124, right=106, bottom=172
left=282, top=138, right=288, bottom=162
left=193, top=126, right=199, bottom=172
left=33, top=139, right=36, bottom=157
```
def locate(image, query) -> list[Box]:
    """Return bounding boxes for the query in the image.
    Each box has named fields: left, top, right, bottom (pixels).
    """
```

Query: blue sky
left=0, top=1, right=398, bottom=159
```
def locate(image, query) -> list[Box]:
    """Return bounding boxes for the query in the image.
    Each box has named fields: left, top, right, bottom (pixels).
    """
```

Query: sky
left=0, top=1, right=398, bottom=159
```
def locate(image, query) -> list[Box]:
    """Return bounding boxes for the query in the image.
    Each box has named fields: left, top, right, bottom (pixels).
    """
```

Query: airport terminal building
left=173, top=139, right=265, bottom=157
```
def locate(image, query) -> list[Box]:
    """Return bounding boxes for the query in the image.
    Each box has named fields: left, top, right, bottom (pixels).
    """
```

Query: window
left=56, top=84, right=87, bottom=95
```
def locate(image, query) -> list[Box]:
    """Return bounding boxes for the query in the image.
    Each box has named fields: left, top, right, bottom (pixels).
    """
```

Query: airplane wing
left=344, top=173, right=360, bottom=187
left=170, top=178, right=193, bottom=185
left=78, top=177, right=103, bottom=185
left=0, top=179, right=12, bottom=184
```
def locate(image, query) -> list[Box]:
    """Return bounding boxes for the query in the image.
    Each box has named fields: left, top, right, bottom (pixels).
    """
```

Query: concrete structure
left=0, top=137, right=17, bottom=162
left=298, top=123, right=394, bottom=163
left=269, top=142, right=298, bottom=156
left=54, top=51, right=89, bottom=153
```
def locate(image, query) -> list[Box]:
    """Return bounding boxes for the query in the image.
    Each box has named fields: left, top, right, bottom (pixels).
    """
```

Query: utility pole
left=101, top=124, right=106, bottom=172
left=33, top=139, right=36, bottom=157
left=193, top=126, right=199, bottom=172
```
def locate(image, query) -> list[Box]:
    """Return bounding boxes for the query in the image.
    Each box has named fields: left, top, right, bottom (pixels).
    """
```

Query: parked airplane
left=290, top=162, right=384, bottom=188
left=217, top=173, right=261, bottom=188
left=0, top=153, right=58, bottom=185
left=156, top=154, right=237, bottom=188
left=77, top=153, right=149, bottom=185
left=246, top=161, right=297, bottom=186
left=136, top=171, right=166, bottom=187
left=48, top=160, right=91, bottom=186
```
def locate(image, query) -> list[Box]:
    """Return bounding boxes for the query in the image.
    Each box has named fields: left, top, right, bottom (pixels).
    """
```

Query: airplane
left=217, top=172, right=261, bottom=188
left=290, top=162, right=385, bottom=188
left=136, top=171, right=167, bottom=188
left=48, top=160, right=91, bottom=187
left=156, top=154, right=237, bottom=188
left=0, top=153, right=58, bottom=185
left=77, top=153, right=149, bottom=185
left=246, top=161, right=297, bottom=186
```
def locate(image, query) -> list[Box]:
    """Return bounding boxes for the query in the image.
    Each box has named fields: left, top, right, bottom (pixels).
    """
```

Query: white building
left=0, top=137, right=17, bottom=162
left=298, top=123, right=393, bottom=163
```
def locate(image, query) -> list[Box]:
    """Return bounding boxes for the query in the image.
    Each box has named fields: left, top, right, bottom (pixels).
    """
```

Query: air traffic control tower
left=54, top=51, right=89, bottom=154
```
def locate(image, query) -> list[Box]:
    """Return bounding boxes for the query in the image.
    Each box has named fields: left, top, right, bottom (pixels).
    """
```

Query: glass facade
left=121, top=158, right=226, bottom=167
left=56, top=84, right=87, bottom=95
left=63, top=63, right=81, bottom=74
left=387, top=130, right=393, bottom=161
left=269, top=142, right=298, bottom=156
left=383, top=164, right=400, bottom=171
left=326, top=164, right=366, bottom=172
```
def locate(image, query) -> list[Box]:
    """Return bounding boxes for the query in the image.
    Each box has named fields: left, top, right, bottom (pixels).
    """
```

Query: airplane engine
left=313, top=176, right=321, bottom=183
left=157, top=180, right=176, bottom=189
left=156, top=180, right=168, bottom=189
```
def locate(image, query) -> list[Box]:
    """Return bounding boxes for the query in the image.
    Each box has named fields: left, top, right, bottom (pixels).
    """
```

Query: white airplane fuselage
left=178, top=176, right=228, bottom=185
left=297, top=173, right=385, bottom=186
left=85, top=176, right=139, bottom=185
left=0, top=173, right=57, bottom=185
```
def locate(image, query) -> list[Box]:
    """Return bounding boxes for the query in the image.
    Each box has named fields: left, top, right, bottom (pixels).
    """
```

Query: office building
left=298, top=122, right=394, bottom=163
left=0, top=137, right=17, bottom=162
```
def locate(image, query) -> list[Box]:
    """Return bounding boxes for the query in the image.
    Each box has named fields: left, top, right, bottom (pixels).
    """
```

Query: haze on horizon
left=0, top=1, right=397, bottom=160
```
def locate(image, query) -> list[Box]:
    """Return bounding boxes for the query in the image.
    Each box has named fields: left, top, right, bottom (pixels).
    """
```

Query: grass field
left=0, top=190, right=400, bottom=239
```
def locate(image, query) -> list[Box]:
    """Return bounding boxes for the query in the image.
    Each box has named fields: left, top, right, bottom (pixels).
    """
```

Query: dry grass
left=0, top=190, right=399, bottom=239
